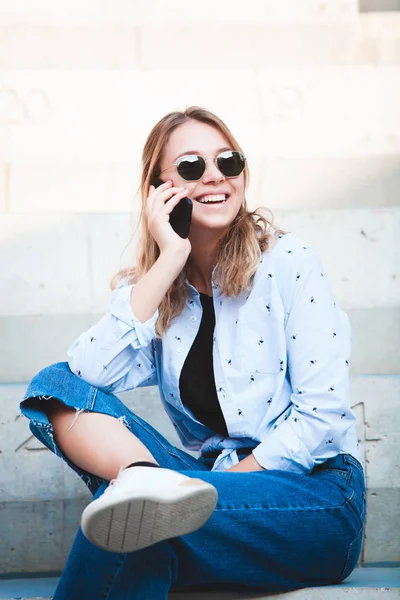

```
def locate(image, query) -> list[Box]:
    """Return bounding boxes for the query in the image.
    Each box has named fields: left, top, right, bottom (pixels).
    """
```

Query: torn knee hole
left=117, top=415, right=130, bottom=429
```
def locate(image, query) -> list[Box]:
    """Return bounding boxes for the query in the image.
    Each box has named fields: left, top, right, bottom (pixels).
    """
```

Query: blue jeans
left=20, top=362, right=366, bottom=599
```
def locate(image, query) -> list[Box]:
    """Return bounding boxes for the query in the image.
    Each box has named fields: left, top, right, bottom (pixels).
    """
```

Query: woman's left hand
left=226, top=453, right=266, bottom=472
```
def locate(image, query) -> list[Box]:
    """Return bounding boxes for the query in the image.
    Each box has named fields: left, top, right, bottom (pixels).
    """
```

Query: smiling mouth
left=195, top=194, right=228, bottom=204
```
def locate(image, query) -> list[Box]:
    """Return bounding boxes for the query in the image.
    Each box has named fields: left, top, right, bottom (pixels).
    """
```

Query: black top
left=179, top=292, right=229, bottom=437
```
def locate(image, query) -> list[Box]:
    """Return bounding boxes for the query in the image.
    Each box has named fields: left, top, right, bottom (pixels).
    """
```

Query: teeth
left=198, top=194, right=226, bottom=203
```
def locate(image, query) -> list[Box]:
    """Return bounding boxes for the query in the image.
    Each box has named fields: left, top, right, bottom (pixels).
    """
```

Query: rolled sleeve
left=67, top=283, right=159, bottom=392
left=110, top=284, right=159, bottom=350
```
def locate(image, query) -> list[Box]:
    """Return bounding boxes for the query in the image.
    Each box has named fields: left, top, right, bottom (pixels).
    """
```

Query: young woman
left=21, top=106, right=366, bottom=599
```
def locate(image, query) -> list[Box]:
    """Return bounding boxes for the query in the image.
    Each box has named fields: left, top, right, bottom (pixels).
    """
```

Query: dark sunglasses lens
left=217, top=151, right=245, bottom=177
left=177, top=155, right=205, bottom=181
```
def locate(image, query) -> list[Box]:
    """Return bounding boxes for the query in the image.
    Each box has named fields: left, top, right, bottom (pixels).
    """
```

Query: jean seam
left=309, top=473, right=355, bottom=504
left=119, top=409, right=197, bottom=470
left=324, top=469, right=348, bottom=479
left=345, top=486, right=366, bottom=530
left=215, top=499, right=352, bottom=512
left=101, top=553, right=127, bottom=600
left=344, top=455, right=364, bottom=476
left=87, top=385, right=98, bottom=410
left=162, top=446, right=198, bottom=469
left=348, top=465, right=354, bottom=486
left=334, top=521, right=364, bottom=583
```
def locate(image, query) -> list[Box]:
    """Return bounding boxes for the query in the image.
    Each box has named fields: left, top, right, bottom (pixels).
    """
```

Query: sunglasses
left=158, top=150, right=246, bottom=182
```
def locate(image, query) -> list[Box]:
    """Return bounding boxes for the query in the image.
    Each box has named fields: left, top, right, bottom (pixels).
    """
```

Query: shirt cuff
left=109, top=284, right=159, bottom=348
left=252, top=420, right=315, bottom=475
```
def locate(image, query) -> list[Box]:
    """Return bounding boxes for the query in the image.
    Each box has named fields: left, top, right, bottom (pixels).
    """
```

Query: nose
left=201, top=157, right=225, bottom=184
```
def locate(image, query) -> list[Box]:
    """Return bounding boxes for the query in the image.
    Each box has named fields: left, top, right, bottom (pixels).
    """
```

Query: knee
left=33, top=361, right=72, bottom=381
left=22, top=362, right=75, bottom=425
left=26, top=362, right=72, bottom=395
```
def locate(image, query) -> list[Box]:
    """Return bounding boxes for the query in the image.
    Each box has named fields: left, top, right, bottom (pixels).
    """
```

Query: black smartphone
left=151, top=176, right=193, bottom=239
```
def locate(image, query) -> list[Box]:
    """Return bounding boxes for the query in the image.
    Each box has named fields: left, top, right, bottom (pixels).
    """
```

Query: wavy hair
left=111, top=106, right=286, bottom=338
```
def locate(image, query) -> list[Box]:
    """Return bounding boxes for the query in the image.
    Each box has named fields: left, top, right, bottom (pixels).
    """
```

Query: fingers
left=164, top=188, right=189, bottom=215
left=158, top=183, right=186, bottom=203
left=146, top=180, right=191, bottom=252
left=147, top=180, right=171, bottom=211
left=147, top=180, right=187, bottom=212
left=149, top=179, right=173, bottom=200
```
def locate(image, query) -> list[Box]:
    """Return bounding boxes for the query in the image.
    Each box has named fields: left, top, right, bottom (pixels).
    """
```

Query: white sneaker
left=81, top=466, right=218, bottom=553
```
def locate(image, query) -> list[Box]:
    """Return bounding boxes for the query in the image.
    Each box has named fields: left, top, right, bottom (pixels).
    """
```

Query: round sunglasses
left=158, top=150, right=246, bottom=182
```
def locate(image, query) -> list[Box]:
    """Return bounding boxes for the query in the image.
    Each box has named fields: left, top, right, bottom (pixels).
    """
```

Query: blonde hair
left=111, top=106, right=286, bottom=338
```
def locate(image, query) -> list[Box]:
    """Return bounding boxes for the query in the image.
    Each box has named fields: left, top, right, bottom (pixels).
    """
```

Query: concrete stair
left=0, top=568, right=399, bottom=599
left=1, top=207, right=399, bottom=384
left=2, top=374, right=399, bottom=572
left=1, top=0, right=399, bottom=593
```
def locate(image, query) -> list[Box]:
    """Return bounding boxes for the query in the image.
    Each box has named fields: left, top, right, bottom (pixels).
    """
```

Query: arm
left=68, top=180, right=192, bottom=393
left=250, top=246, right=354, bottom=474
left=67, top=247, right=188, bottom=393
left=226, top=454, right=265, bottom=472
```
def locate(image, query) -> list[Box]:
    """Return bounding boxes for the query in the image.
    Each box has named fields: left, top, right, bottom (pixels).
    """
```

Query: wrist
left=227, top=453, right=265, bottom=473
left=160, top=246, right=189, bottom=264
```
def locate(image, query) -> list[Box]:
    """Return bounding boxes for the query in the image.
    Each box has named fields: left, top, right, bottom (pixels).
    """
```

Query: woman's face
left=158, top=120, right=245, bottom=234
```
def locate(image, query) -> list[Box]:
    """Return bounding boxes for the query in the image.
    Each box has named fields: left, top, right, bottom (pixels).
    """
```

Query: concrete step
left=0, top=568, right=399, bottom=599
left=2, top=13, right=400, bottom=69
left=1, top=376, right=399, bottom=573
left=1, top=71, right=400, bottom=213
left=1, top=208, right=399, bottom=383
left=0, top=0, right=360, bottom=28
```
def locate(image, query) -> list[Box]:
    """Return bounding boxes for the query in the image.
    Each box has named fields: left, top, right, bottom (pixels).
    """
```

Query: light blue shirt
left=67, top=232, right=361, bottom=473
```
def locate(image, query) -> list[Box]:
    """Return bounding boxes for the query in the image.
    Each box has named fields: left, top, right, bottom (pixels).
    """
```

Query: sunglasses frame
left=158, top=150, right=246, bottom=182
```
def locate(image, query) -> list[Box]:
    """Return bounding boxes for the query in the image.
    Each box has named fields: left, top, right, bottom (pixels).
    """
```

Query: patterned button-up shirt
left=67, top=232, right=361, bottom=472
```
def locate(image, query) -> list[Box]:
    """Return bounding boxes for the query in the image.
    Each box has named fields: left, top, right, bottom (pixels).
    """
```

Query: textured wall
left=0, top=1, right=399, bottom=215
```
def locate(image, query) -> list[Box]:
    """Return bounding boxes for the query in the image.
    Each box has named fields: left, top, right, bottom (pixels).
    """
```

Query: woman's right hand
left=146, top=180, right=192, bottom=258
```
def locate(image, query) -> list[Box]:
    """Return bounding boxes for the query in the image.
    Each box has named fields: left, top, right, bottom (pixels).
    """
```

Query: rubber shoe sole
left=81, top=478, right=218, bottom=552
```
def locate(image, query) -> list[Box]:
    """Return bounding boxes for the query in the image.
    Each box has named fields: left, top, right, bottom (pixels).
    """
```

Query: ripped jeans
left=20, top=362, right=366, bottom=600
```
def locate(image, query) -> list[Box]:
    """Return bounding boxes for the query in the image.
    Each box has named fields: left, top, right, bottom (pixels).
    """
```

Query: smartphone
left=151, top=176, right=193, bottom=239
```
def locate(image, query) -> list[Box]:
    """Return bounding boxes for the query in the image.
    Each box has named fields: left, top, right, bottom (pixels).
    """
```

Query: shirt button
left=175, top=400, right=180, bottom=406
left=177, top=347, right=184, bottom=353
left=190, top=316, right=197, bottom=322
